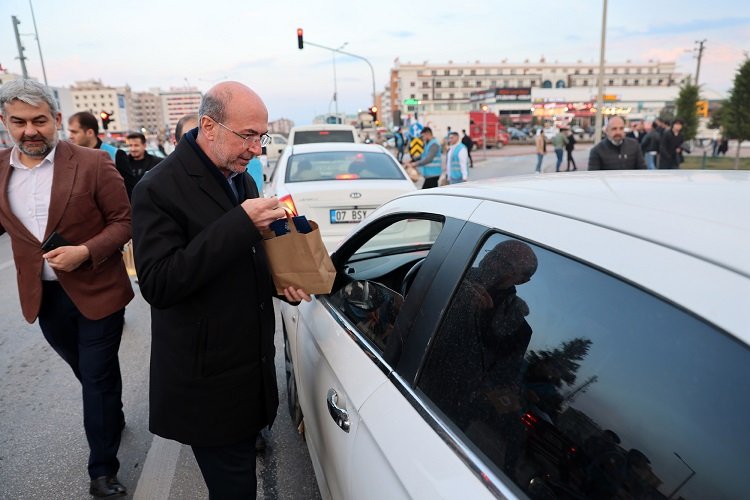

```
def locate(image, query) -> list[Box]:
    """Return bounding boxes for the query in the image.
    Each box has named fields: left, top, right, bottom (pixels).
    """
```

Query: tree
left=723, top=57, right=750, bottom=169
left=524, top=337, right=593, bottom=417
left=674, top=79, right=700, bottom=141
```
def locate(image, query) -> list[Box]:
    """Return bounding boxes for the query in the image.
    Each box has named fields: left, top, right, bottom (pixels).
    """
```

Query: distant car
left=281, top=171, right=750, bottom=499
left=265, top=133, right=288, bottom=162
left=507, top=127, right=529, bottom=140
left=146, top=147, right=166, bottom=159
left=287, top=124, right=360, bottom=146
left=268, top=142, right=417, bottom=251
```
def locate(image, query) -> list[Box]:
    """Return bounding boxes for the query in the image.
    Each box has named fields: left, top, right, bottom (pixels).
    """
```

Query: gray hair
left=0, top=79, right=59, bottom=116
left=198, top=87, right=228, bottom=123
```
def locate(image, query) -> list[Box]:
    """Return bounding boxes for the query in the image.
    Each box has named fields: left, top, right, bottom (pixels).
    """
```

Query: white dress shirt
left=8, top=146, right=58, bottom=280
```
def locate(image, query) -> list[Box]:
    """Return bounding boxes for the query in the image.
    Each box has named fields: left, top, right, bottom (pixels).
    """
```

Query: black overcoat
left=131, top=138, right=278, bottom=446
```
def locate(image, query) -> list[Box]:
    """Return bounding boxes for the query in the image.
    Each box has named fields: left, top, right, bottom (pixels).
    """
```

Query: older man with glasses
left=131, top=81, right=311, bottom=498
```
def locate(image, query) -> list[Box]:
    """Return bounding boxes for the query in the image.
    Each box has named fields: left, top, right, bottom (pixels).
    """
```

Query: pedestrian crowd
left=0, top=78, right=310, bottom=499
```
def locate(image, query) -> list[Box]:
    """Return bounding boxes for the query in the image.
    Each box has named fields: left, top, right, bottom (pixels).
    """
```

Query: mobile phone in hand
left=41, top=231, right=71, bottom=252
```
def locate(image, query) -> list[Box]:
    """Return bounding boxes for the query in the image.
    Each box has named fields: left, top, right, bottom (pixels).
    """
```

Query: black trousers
left=422, top=175, right=440, bottom=189
left=37, top=281, right=125, bottom=479
left=192, top=435, right=258, bottom=500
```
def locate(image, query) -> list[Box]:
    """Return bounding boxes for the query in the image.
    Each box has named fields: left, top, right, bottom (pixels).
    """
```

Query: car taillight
left=279, top=194, right=298, bottom=216
left=521, top=412, right=538, bottom=428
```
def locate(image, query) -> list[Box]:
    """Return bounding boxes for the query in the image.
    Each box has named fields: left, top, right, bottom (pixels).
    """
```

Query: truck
left=413, top=111, right=509, bottom=149
left=468, top=110, right=509, bottom=149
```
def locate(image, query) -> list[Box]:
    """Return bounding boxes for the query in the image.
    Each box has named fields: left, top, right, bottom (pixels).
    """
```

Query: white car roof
left=287, top=143, right=389, bottom=154
left=409, top=171, right=750, bottom=278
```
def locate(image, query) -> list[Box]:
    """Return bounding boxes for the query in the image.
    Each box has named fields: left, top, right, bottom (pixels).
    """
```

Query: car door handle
left=326, top=388, right=350, bottom=433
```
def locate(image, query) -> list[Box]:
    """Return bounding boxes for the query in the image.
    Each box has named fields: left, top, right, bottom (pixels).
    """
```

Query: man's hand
left=283, top=286, right=312, bottom=303
left=43, top=245, right=90, bottom=272
left=241, top=197, right=286, bottom=231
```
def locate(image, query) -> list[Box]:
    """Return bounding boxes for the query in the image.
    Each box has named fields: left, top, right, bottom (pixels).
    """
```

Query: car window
left=327, top=217, right=444, bottom=354
left=418, top=232, right=750, bottom=499
left=293, top=130, right=355, bottom=144
left=286, top=151, right=406, bottom=183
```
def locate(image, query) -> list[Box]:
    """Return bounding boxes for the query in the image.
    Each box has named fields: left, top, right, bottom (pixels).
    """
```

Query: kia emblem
left=350, top=192, right=362, bottom=199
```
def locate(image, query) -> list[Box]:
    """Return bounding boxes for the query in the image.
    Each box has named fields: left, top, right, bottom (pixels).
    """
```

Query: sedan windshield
left=286, top=151, right=407, bottom=182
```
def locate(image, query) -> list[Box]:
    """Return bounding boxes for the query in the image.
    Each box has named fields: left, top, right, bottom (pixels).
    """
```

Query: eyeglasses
left=208, top=116, right=271, bottom=148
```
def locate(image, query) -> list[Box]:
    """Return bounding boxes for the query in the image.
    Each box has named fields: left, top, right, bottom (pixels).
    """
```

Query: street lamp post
left=299, top=37, right=377, bottom=112
left=28, top=0, right=48, bottom=86
left=594, top=0, right=608, bottom=145
left=331, top=42, right=348, bottom=120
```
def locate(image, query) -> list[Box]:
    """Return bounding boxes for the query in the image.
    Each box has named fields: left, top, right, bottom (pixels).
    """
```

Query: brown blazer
left=0, top=141, right=134, bottom=323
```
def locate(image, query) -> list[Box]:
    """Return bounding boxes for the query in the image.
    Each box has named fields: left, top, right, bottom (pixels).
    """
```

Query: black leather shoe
left=90, top=475, right=127, bottom=498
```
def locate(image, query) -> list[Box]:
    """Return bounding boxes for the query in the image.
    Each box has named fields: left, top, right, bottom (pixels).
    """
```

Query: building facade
left=268, top=118, right=295, bottom=136
left=70, top=79, right=130, bottom=132
left=389, top=58, right=695, bottom=129
left=159, top=87, right=202, bottom=138
left=130, top=90, right=165, bottom=136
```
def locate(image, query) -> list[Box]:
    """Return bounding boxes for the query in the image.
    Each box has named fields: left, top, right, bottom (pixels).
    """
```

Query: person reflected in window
left=420, top=239, right=538, bottom=477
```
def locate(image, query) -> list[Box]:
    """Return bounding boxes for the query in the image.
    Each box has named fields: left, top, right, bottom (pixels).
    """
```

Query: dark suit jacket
left=131, top=138, right=279, bottom=446
left=0, top=142, right=133, bottom=323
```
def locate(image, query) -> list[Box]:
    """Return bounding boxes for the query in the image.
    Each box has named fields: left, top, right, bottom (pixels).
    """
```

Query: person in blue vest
left=445, top=132, right=468, bottom=184
left=68, top=111, right=136, bottom=199
left=404, top=127, right=442, bottom=189
left=393, top=126, right=406, bottom=162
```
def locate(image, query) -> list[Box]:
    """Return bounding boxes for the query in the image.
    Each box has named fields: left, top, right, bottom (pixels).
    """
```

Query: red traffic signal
left=368, top=106, right=378, bottom=123
left=297, top=28, right=304, bottom=50
left=100, top=111, right=112, bottom=130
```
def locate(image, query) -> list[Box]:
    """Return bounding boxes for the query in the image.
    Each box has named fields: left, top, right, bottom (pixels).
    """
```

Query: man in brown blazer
left=0, top=79, right=133, bottom=497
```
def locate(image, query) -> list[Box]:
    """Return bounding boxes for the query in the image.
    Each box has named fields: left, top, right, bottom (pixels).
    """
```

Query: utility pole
left=694, top=39, right=707, bottom=87
left=12, top=16, right=29, bottom=79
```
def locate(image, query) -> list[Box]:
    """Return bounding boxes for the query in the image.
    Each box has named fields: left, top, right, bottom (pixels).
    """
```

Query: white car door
left=351, top=381, right=510, bottom=499
left=290, top=297, right=389, bottom=499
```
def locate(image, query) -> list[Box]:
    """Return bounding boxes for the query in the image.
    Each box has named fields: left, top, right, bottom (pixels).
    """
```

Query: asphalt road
left=0, top=233, right=321, bottom=500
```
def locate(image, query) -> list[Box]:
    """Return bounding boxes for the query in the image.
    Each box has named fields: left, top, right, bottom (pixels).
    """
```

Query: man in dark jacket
left=125, top=132, right=161, bottom=183
left=461, top=129, right=474, bottom=168
left=658, top=119, right=685, bottom=169
left=640, top=119, right=664, bottom=170
left=588, top=116, right=646, bottom=170
left=131, top=81, right=310, bottom=498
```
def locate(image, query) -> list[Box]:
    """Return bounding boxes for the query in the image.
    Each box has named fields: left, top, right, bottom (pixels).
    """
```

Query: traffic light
left=100, top=111, right=112, bottom=130
left=297, top=28, right=304, bottom=49
left=368, top=106, right=378, bottom=124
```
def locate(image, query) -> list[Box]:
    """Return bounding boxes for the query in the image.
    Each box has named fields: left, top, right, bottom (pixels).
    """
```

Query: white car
left=268, top=143, right=417, bottom=251
left=265, top=133, right=288, bottom=161
left=287, top=124, right=360, bottom=145
left=281, top=171, right=750, bottom=499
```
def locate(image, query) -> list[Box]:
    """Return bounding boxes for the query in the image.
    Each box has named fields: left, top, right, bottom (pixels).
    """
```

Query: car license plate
left=330, top=208, right=369, bottom=224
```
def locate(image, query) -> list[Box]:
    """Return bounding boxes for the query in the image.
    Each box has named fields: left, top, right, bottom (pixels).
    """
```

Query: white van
left=287, top=124, right=360, bottom=145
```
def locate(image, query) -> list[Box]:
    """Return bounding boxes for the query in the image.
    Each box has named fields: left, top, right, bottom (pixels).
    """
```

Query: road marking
left=133, top=435, right=182, bottom=500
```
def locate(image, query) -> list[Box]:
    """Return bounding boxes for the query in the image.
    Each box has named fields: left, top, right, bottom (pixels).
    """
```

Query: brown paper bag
left=261, top=216, right=336, bottom=295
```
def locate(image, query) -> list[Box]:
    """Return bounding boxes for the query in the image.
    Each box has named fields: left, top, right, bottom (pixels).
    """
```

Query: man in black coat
left=658, top=119, right=685, bottom=169
left=125, top=132, right=161, bottom=183
left=131, top=81, right=310, bottom=499
left=588, top=116, right=645, bottom=170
